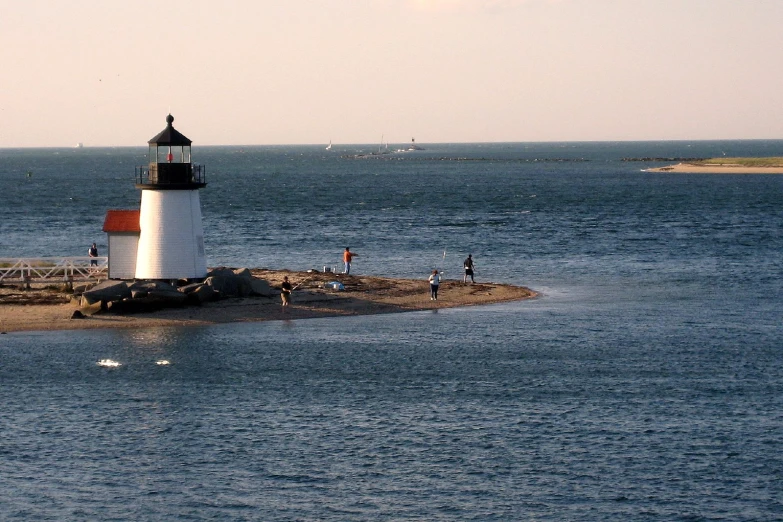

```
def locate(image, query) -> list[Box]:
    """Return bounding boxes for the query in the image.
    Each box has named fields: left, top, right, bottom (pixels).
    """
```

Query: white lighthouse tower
left=134, top=114, right=207, bottom=280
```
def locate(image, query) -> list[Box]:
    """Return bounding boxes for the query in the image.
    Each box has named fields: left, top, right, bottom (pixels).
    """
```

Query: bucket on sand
left=323, top=266, right=332, bottom=273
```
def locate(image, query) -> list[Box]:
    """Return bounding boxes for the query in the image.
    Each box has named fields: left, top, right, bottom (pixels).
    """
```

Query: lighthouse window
left=157, top=146, right=184, bottom=163
left=151, top=145, right=190, bottom=163
left=156, top=146, right=168, bottom=163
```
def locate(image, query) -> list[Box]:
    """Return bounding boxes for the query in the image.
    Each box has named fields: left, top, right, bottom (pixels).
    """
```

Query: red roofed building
left=103, top=210, right=141, bottom=279
left=103, top=210, right=141, bottom=234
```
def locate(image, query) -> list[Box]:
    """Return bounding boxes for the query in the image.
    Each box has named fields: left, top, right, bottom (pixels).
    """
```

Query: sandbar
left=0, top=269, right=537, bottom=334
left=645, top=163, right=783, bottom=174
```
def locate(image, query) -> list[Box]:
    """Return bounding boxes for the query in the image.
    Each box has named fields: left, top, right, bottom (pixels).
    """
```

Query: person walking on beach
left=280, top=276, right=293, bottom=307
left=89, top=242, right=99, bottom=266
left=428, top=269, right=441, bottom=300
left=343, top=247, right=357, bottom=275
left=463, top=254, right=475, bottom=283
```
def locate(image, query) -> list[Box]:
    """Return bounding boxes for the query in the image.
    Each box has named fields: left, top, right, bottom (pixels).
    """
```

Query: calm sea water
left=1, top=141, right=782, bottom=520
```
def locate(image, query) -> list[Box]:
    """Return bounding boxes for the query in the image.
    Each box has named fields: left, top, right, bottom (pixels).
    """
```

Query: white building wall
left=107, top=233, right=139, bottom=279
left=135, top=190, right=208, bottom=280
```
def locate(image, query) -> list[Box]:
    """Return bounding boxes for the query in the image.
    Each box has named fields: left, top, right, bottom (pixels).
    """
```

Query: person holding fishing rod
left=463, top=254, right=475, bottom=284
left=280, top=276, right=293, bottom=307
left=428, top=269, right=441, bottom=300
left=425, top=249, right=447, bottom=301
left=343, top=247, right=358, bottom=275
left=280, top=275, right=316, bottom=308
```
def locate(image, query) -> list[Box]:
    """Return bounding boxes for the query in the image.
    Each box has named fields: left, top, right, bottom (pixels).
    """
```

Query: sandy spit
left=0, top=269, right=537, bottom=334
left=644, top=163, right=783, bottom=174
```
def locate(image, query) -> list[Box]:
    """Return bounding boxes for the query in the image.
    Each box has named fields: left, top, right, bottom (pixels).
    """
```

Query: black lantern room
left=135, top=114, right=206, bottom=189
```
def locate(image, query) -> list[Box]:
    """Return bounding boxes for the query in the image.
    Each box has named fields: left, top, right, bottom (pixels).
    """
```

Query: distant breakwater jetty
left=343, top=155, right=591, bottom=163
left=343, top=154, right=712, bottom=163
left=621, top=157, right=707, bottom=162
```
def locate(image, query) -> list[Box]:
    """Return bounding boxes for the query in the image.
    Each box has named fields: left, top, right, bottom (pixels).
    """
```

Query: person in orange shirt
left=343, top=247, right=358, bottom=275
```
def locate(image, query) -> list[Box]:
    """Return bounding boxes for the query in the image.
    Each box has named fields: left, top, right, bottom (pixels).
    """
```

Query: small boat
left=75, top=142, right=84, bottom=148
left=326, top=140, right=332, bottom=151
left=395, top=138, right=425, bottom=153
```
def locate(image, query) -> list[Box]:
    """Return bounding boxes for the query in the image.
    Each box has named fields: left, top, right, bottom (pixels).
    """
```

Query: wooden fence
left=0, top=257, right=108, bottom=287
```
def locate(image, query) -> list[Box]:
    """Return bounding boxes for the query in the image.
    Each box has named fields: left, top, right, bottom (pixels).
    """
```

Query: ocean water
left=0, top=141, right=782, bottom=520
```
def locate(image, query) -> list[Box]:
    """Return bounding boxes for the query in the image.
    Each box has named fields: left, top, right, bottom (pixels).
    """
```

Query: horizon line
left=2, top=137, right=783, bottom=150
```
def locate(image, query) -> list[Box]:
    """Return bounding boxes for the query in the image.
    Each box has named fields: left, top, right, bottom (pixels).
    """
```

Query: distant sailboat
left=375, top=135, right=390, bottom=155
left=326, top=140, right=332, bottom=151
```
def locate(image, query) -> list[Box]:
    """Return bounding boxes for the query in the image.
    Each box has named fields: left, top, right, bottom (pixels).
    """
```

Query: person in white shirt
left=428, top=269, right=441, bottom=300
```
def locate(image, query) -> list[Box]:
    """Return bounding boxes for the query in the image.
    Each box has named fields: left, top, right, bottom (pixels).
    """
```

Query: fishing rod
left=292, top=275, right=315, bottom=291
left=436, top=249, right=446, bottom=276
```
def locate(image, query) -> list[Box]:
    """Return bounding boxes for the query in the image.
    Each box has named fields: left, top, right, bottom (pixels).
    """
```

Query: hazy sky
left=2, top=0, right=782, bottom=147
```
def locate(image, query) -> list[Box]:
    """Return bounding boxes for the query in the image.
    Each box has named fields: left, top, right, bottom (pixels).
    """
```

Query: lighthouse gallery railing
left=135, top=164, right=206, bottom=186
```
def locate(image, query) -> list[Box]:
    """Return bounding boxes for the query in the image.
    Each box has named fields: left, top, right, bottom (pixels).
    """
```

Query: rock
left=238, top=278, right=253, bottom=297
left=204, top=274, right=252, bottom=297
left=106, top=292, right=186, bottom=314
left=70, top=310, right=86, bottom=319
left=72, top=271, right=270, bottom=316
left=107, top=297, right=161, bottom=314
left=72, top=283, right=93, bottom=294
left=81, top=280, right=131, bottom=305
left=178, top=282, right=204, bottom=294
left=147, top=289, right=187, bottom=305
left=129, top=280, right=179, bottom=299
left=233, top=268, right=253, bottom=280
left=249, top=278, right=274, bottom=297
left=187, top=284, right=217, bottom=304
left=207, top=267, right=237, bottom=278
left=79, top=300, right=104, bottom=316
left=204, top=275, right=238, bottom=296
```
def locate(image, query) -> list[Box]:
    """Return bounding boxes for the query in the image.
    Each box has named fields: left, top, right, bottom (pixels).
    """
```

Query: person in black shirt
left=89, top=243, right=99, bottom=266
left=281, top=276, right=293, bottom=307
left=463, top=254, right=475, bottom=283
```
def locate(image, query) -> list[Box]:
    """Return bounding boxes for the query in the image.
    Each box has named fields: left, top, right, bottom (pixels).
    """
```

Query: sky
left=1, top=0, right=782, bottom=147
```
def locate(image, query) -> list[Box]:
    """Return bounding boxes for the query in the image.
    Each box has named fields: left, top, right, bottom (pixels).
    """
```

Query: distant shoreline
left=645, top=157, right=783, bottom=174
left=645, top=163, right=783, bottom=174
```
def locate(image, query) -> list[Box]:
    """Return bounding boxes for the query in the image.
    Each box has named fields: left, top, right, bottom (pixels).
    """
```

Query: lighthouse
left=134, top=114, right=207, bottom=280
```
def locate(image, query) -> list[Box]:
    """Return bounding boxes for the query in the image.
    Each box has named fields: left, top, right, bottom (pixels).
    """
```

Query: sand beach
left=0, top=269, right=537, bottom=334
left=645, top=163, right=783, bottom=174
